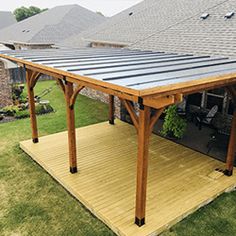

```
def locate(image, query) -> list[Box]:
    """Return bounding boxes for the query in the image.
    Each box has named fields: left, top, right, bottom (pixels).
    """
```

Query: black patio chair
left=195, top=105, right=218, bottom=130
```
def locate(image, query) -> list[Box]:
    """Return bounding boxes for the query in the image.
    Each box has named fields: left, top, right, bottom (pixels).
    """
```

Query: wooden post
left=109, top=95, right=115, bottom=124
left=135, top=104, right=151, bottom=226
left=26, top=69, right=38, bottom=143
left=225, top=107, right=236, bottom=176
left=65, top=81, right=77, bottom=174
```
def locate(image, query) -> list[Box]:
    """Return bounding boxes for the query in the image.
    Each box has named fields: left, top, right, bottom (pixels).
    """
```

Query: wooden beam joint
left=138, top=97, right=144, bottom=110
left=70, top=85, right=84, bottom=108
left=143, top=94, right=183, bottom=110
left=122, top=99, right=139, bottom=131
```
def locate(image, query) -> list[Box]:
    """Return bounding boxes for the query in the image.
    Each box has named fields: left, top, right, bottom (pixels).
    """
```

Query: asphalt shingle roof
left=62, top=0, right=228, bottom=48
left=0, top=5, right=106, bottom=45
left=130, top=0, right=236, bottom=58
left=0, top=11, right=16, bottom=30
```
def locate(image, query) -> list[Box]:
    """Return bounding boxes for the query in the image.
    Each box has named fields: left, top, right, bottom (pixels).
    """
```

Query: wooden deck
left=20, top=120, right=236, bottom=236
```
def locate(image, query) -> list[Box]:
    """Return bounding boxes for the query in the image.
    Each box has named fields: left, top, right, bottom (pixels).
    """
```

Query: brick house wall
left=80, top=87, right=122, bottom=118
left=0, top=60, right=13, bottom=108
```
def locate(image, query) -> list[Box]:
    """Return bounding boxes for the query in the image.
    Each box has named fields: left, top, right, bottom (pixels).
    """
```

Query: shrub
left=15, top=110, right=30, bottom=119
left=1, top=105, right=20, bottom=116
left=161, top=105, right=187, bottom=139
left=14, top=103, right=54, bottom=119
left=35, top=103, right=54, bottom=115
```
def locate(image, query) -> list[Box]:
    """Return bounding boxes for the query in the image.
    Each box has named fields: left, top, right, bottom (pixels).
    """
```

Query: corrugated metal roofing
left=1, top=48, right=236, bottom=94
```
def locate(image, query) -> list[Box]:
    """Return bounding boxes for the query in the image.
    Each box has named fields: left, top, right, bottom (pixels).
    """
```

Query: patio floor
left=20, top=120, right=236, bottom=236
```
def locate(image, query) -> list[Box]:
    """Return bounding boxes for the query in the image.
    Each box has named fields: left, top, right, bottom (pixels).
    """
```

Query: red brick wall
left=0, top=61, right=12, bottom=108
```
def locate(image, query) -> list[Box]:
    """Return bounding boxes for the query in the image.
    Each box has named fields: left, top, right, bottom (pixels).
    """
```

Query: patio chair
left=207, top=114, right=231, bottom=154
left=195, top=105, right=218, bottom=130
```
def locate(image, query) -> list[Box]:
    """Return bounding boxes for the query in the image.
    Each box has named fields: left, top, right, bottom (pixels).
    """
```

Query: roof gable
left=0, top=5, right=105, bottom=45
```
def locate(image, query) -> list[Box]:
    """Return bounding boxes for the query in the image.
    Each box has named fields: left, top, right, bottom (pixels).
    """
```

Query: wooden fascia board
left=139, top=73, right=236, bottom=97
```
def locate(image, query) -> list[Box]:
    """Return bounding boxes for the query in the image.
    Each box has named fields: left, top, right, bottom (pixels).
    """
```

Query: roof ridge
left=80, top=0, right=157, bottom=41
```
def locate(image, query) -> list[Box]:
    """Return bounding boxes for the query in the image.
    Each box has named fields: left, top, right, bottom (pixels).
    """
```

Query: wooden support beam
left=109, top=95, right=115, bottom=125
left=122, top=99, right=139, bottom=131
left=29, top=71, right=41, bottom=89
left=226, top=86, right=236, bottom=104
left=26, top=69, right=39, bottom=143
left=65, top=81, right=78, bottom=174
left=149, top=108, right=164, bottom=135
left=56, top=78, right=66, bottom=94
left=135, top=105, right=151, bottom=227
left=70, top=85, right=84, bottom=108
left=225, top=106, right=236, bottom=176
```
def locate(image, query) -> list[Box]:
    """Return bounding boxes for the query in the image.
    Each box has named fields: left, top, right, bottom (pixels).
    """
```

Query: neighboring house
left=0, top=4, right=106, bottom=108
left=0, top=4, right=106, bottom=49
left=61, top=0, right=236, bottom=118
left=61, top=0, right=229, bottom=48
left=0, top=11, right=16, bottom=30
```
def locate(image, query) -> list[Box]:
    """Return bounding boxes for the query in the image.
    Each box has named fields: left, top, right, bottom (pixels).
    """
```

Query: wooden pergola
left=1, top=48, right=236, bottom=226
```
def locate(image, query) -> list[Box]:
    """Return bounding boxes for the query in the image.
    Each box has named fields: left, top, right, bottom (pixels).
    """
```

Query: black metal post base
left=70, top=167, right=78, bottom=174
left=109, top=119, right=115, bottom=125
left=135, top=217, right=145, bottom=227
left=32, top=138, right=39, bottom=143
left=224, top=169, right=233, bottom=176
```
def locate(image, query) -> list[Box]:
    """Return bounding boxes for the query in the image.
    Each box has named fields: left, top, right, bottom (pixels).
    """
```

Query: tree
left=13, top=6, right=48, bottom=22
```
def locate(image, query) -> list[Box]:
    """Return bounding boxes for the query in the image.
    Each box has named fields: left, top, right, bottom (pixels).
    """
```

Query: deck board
left=20, top=120, right=236, bottom=236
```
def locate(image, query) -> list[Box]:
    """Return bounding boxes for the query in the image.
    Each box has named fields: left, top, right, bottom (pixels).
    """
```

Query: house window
left=188, top=88, right=233, bottom=115
left=205, top=89, right=225, bottom=113
left=188, top=93, right=202, bottom=106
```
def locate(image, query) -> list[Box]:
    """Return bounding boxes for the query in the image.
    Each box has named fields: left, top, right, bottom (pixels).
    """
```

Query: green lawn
left=1, top=80, right=236, bottom=236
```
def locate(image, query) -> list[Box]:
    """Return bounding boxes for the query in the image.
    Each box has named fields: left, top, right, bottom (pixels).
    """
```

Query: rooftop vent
left=22, top=30, right=26, bottom=32
left=129, top=12, right=133, bottom=16
left=200, top=13, right=209, bottom=20
left=225, top=11, right=234, bottom=19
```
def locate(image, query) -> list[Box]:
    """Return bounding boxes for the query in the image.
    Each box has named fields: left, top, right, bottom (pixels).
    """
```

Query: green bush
left=1, top=105, right=20, bottom=116
left=35, top=103, right=54, bottom=115
left=15, top=110, right=30, bottom=119
left=161, top=105, right=187, bottom=139
left=14, top=103, right=54, bottom=119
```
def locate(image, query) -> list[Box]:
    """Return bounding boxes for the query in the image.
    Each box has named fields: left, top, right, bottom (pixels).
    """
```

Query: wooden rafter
left=122, top=99, right=139, bottom=131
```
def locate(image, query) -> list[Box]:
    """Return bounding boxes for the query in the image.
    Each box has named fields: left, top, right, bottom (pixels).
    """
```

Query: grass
left=1, top=80, right=236, bottom=236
